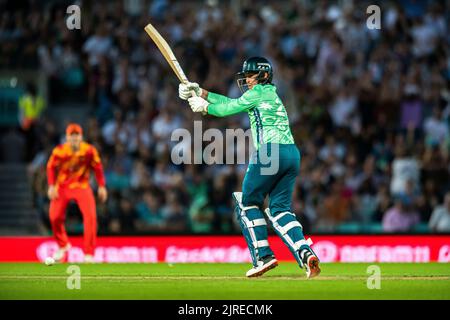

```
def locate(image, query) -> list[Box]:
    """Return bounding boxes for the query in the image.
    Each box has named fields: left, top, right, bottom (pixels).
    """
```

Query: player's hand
left=98, top=186, right=108, bottom=203
left=179, top=82, right=202, bottom=100
left=47, top=185, right=58, bottom=200
left=188, top=96, right=209, bottom=114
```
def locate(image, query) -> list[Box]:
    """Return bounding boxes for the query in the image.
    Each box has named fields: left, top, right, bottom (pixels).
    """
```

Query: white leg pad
left=293, top=238, right=314, bottom=251
left=235, top=192, right=269, bottom=251
left=265, top=208, right=309, bottom=252
left=279, top=221, right=302, bottom=235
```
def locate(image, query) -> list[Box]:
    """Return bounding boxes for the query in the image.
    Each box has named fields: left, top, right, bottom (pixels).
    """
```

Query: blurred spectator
left=423, top=106, right=449, bottom=148
left=382, top=196, right=420, bottom=232
left=135, top=190, right=165, bottom=231
left=116, top=196, right=138, bottom=234
left=210, top=173, right=235, bottom=232
left=374, top=184, right=392, bottom=222
left=400, top=84, right=424, bottom=136
left=410, top=16, right=439, bottom=58
left=355, top=178, right=378, bottom=225
left=318, top=136, right=346, bottom=162
left=130, top=160, right=152, bottom=190
left=390, top=144, right=420, bottom=196
left=161, top=190, right=188, bottom=232
left=105, top=143, right=133, bottom=191
left=421, top=144, right=449, bottom=197
left=18, top=83, right=45, bottom=160
left=152, top=108, right=182, bottom=154
left=416, top=179, right=441, bottom=222
left=188, top=192, right=214, bottom=233
left=0, top=128, right=26, bottom=163
left=328, top=85, right=358, bottom=129
left=18, top=82, right=45, bottom=131
left=318, top=178, right=352, bottom=230
left=83, top=24, right=112, bottom=67
left=428, top=192, right=450, bottom=233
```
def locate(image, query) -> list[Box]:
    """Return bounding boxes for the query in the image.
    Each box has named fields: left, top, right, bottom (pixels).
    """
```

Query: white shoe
left=246, top=256, right=278, bottom=277
left=52, top=244, right=71, bottom=262
left=301, top=249, right=321, bottom=279
left=83, top=254, right=95, bottom=263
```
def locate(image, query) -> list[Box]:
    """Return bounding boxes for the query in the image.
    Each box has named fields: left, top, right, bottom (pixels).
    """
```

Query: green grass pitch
left=0, top=262, right=449, bottom=300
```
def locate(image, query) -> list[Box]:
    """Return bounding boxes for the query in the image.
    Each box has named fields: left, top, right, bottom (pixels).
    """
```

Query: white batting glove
left=188, top=96, right=209, bottom=114
left=178, top=82, right=202, bottom=100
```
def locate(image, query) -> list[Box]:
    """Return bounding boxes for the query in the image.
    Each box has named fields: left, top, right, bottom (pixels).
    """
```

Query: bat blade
left=144, top=23, right=188, bottom=83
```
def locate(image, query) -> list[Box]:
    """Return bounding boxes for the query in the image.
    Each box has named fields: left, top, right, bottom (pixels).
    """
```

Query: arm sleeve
left=206, top=90, right=259, bottom=117
left=90, top=146, right=106, bottom=187
left=206, top=92, right=233, bottom=104
left=46, top=149, right=59, bottom=186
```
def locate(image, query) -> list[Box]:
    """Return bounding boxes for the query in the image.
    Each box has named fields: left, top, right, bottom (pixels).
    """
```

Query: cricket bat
left=144, top=23, right=194, bottom=94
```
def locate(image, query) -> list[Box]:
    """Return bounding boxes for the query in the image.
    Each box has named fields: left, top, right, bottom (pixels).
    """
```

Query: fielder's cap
left=66, top=123, right=83, bottom=135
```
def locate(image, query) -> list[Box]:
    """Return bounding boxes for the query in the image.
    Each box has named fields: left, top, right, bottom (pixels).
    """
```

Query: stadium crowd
left=1, top=0, right=449, bottom=234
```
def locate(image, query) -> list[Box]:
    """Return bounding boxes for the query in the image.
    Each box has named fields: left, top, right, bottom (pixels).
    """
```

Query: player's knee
left=272, top=209, right=294, bottom=219
left=266, top=209, right=303, bottom=231
left=242, top=194, right=264, bottom=209
left=269, top=203, right=291, bottom=215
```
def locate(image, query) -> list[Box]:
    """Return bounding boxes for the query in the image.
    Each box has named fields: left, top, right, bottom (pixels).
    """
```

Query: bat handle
left=182, top=79, right=198, bottom=98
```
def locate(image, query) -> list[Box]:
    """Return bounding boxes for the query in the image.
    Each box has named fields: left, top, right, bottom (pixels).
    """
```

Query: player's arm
left=205, top=90, right=258, bottom=117
left=90, top=146, right=108, bottom=203
left=186, top=89, right=259, bottom=117
left=205, top=91, right=231, bottom=104
left=46, top=148, right=60, bottom=200
left=178, top=82, right=233, bottom=104
left=178, top=81, right=259, bottom=116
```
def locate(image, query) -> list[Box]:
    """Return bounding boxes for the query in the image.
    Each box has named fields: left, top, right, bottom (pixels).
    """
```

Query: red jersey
left=47, top=141, right=106, bottom=189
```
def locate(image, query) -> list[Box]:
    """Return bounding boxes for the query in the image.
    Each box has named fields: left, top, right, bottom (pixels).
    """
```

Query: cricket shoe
left=246, top=255, right=278, bottom=278
left=52, top=243, right=71, bottom=263
left=300, top=248, right=321, bottom=279
left=83, top=254, right=95, bottom=263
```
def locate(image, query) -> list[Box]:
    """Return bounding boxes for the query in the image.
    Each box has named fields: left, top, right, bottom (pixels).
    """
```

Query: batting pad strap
left=242, top=205, right=259, bottom=211
left=267, top=210, right=295, bottom=223
left=252, top=240, right=269, bottom=248
left=293, top=238, right=314, bottom=251
left=279, top=221, right=302, bottom=235
left=245, top=218, right=267, bottom=228
left=233, top=192, right=259, bottom=212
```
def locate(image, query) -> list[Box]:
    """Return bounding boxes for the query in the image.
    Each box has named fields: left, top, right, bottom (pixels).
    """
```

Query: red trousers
left=49, top=187, right=97, bottom=255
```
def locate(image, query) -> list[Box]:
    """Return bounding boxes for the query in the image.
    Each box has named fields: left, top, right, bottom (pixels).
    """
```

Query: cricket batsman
left=178, top=57, right=321, bottom=278
left=46, top=123, right=107, bottom=263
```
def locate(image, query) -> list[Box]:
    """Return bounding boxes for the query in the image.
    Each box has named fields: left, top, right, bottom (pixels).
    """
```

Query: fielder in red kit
left=46, top=123, right=107, bottom=263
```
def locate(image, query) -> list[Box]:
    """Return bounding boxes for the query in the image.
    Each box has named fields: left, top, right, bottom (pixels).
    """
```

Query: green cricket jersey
left=206, top=84, right=295, bottom=149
